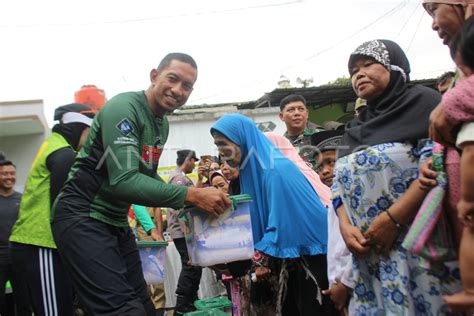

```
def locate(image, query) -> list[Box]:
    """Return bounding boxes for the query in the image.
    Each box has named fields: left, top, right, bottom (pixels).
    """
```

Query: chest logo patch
left=116, top=119, right=134, bottom=136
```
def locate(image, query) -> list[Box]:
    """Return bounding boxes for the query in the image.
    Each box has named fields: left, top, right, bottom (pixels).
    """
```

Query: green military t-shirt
left=284, top=128, right=323, bottom=166
left=53, top=91, right=187, bottom=227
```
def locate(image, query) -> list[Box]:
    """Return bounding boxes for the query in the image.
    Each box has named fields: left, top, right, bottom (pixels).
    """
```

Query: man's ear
left=278, top=111, right=284, bottom=121
left=150, top=68, right=158, bottom=83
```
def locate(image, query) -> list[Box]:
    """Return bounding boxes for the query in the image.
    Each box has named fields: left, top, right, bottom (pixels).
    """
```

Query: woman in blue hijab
left=211, top=113, right=336, bottom=315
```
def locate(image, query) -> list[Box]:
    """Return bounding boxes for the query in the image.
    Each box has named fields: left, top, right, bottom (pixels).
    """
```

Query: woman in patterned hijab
left=339, top=39, right=440, bottom=157
left=332, top=40, right=461, bottom=315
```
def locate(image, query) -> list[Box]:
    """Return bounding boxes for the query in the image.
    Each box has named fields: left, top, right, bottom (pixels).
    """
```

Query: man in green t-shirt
left=52, top=53, right=231, bottom=316
left=279, top=94, right=323, bottom=166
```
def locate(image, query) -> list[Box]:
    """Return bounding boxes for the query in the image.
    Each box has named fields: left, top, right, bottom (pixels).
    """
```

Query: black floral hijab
left=338, top=39, right=441, bottom=157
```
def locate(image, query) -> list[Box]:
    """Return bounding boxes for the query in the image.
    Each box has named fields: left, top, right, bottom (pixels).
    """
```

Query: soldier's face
left=279, top=101, right=308, bottom=132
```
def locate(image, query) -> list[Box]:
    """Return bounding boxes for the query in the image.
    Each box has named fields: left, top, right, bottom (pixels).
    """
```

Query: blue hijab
left=211, top=114, right=328, bottom=258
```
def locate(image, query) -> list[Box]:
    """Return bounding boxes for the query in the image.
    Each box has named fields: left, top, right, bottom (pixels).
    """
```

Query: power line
left=191, top=1, right=412, bottom=104
left=395, top=2, right=420, bottom=39
left=1, top=0, right=301, bottom=28
left=412, top=67, right=455, bottom=77
left=280, top=0, right=410, bottom=72
left=406, top=8, right=425, bottom=53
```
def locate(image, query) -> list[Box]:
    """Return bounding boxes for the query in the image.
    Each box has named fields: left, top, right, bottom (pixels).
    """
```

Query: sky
left=0, top=0, right=456, bottom=126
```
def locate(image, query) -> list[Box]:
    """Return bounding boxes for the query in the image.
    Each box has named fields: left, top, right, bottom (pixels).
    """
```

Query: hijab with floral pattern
left=339, top=39, right=440, bottom=157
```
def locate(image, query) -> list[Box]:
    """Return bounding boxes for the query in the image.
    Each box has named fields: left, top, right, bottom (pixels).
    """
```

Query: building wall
left=0, top=99, right=49, bottom=192
left=0, top=133, right=50, bottom=192
left=309, top=103, right=351, bottom=125
left=160, top=107, right=286, bottom=168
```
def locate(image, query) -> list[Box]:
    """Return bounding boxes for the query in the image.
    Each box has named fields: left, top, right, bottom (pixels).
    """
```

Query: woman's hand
left=429, top=104, right=456, bottom=146
left=339, top=221, right=370, bottom=258
left=364, top=211, right=400, bottom=256
left=322, top=281, right=350, bottom=311
left=419, top=158, right=438, bottom=191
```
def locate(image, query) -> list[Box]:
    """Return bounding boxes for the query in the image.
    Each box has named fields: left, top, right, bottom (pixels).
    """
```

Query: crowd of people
left=1, top=0, right=474, bottom=315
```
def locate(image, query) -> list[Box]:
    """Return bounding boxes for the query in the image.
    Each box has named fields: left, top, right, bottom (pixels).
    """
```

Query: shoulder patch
left=116, top=118, right=134, bottom=136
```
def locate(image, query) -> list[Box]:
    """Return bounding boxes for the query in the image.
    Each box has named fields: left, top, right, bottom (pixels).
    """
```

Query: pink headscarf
left=422, top=0, right=474, bottom=20
left=264, top=132, right=331, bottom=207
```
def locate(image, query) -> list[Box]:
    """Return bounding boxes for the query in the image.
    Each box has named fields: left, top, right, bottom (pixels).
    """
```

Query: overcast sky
left=0, top=0, right=455, bottom=126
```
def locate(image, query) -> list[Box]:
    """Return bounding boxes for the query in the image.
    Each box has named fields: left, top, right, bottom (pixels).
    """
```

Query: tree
left=322, top=76, right=351, bottom=87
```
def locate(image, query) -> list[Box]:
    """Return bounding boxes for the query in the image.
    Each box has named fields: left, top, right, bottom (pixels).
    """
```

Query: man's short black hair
left=279, top=94, right=307, bottom=111
left=176, top=150, right=198, bottom=167
left=157, top=53, right=198, bottom=73
left=0, top=160, right=15, bottom=168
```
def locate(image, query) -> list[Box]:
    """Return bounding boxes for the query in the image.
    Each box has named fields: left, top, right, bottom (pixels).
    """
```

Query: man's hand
left=364, top=211, right=400, bottom=256
left=429, top=104, right=456, bottom=146
left=339, top=221, right=370, bottom=258
left=185, top=187, right=231, bottom=217
left=419, top=158, right=438, bottom=191
left=197, top=165, right=205, bottom=181
left=149, top=228, right=164, bottom=241
left=322, top=281, right=350, bottom=311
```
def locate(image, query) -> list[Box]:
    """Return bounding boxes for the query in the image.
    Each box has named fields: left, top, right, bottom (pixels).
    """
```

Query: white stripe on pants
left=39, top=248, right=58, bottom=316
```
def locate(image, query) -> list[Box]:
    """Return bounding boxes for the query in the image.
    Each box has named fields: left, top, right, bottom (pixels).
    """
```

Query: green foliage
left=322, top=76, right=351, bottom=87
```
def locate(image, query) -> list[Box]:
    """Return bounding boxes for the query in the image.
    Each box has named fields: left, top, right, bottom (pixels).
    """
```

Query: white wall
left=161, top=107, right=285, bottom=167
left=0, top=99, right=49, bottom=192
left=0, top=133, right=50, bottom=192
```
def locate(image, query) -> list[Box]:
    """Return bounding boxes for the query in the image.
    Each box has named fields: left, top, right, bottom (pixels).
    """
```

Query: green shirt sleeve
left=132, top=204, right=155, bottom=233
left=99, top=95, right=187, bottom=208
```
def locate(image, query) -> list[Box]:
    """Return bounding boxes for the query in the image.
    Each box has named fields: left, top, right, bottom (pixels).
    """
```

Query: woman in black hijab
left=332, top=39, right=461, bottom=314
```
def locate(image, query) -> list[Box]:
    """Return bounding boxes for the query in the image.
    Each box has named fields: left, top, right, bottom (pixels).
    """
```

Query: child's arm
left=336, top=204, right=370, bottom=258
left=442, top=76, right=474, bottom=127
left=456, top=122, right=474, bottom=227
left=152, top=207, right=165, bottom=241
left=132, top=204, right=155, bottom=233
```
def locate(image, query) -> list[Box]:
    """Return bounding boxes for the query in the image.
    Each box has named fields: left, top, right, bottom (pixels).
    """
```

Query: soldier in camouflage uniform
left=279, top=94, right=324, bottom=166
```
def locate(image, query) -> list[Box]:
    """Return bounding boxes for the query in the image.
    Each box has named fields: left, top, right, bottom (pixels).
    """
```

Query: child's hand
left=339, top=222, right=370, bottom=258
left=457, top=199, right=474, bottom=227
left=322, top=281, right=350, bottom=311
left=419, top=158, right=438, bottom=191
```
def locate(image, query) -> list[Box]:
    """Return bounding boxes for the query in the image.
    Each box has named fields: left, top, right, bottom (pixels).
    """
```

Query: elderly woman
left=211, top=114, right=336, bottom=315
left=334, top=39, right=461, bottom=315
